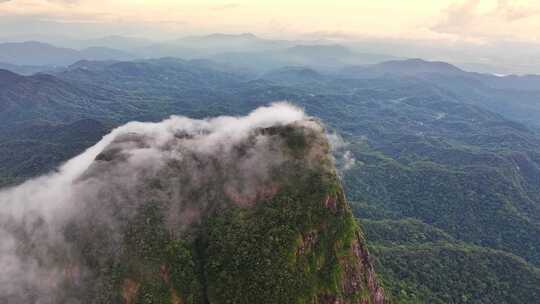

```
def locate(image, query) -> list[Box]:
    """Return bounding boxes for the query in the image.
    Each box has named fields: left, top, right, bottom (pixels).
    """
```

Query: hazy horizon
left=1, top=0, right=540, bottom=74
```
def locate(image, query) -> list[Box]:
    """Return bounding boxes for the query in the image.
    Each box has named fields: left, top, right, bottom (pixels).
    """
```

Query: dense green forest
left=360, top=219, right=540, bottom=303
left=2, top=57, right=540, bottom=302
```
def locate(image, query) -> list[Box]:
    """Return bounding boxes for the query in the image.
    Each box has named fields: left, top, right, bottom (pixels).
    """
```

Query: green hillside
left=360, top=219, right=540, bottom=303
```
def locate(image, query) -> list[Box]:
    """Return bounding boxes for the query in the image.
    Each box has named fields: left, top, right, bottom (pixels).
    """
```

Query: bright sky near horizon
left=0, top=0, right=539, bottom=43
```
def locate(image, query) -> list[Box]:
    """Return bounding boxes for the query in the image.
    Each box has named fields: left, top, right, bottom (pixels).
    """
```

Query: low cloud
left=495, top=0, right=540, bottom=21
left=327, top=133, right=357, bottom=173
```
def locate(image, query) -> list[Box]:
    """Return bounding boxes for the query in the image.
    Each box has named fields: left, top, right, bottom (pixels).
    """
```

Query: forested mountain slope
left=0, top=106, right=385, bottom=304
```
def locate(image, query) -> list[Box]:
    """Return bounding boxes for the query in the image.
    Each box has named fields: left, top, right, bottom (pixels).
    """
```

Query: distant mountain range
left=4, top=32, right=540, bottom=74
left=3, top=34, right=540, bottom=81
left=0, top=41, right=135, bottom=66
left=9, top=34, right=540, bottom=78
left=0, top=34, right=399, bottom=73
left=342, top=58, right=540, bottom=93
left=172, top=32, right=288, bottom=51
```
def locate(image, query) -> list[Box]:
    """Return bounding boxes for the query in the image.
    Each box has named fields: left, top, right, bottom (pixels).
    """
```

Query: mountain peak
left=1, top=104, right=384, bottom=304
left=341, top=58, right=465, bottom=78
left=377, top=58, right=464, bottom=74
left=262, top=66, right=324, bottom=84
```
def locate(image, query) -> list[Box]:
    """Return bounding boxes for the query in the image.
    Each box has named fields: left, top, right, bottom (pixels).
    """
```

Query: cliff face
left=0, top=104, right=384, bottom=304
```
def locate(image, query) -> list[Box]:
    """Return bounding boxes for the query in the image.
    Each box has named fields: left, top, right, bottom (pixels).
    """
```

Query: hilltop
left=0, top=105, right=385, bottom=304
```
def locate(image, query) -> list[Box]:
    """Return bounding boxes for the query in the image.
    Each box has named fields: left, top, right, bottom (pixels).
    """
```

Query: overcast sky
left=0, top=0, right=539, bottom=44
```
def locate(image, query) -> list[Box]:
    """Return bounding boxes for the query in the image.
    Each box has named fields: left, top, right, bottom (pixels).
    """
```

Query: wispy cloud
left=432, top=0, right=540, bottom=41
left=495, top=0, right=540, bottom=21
